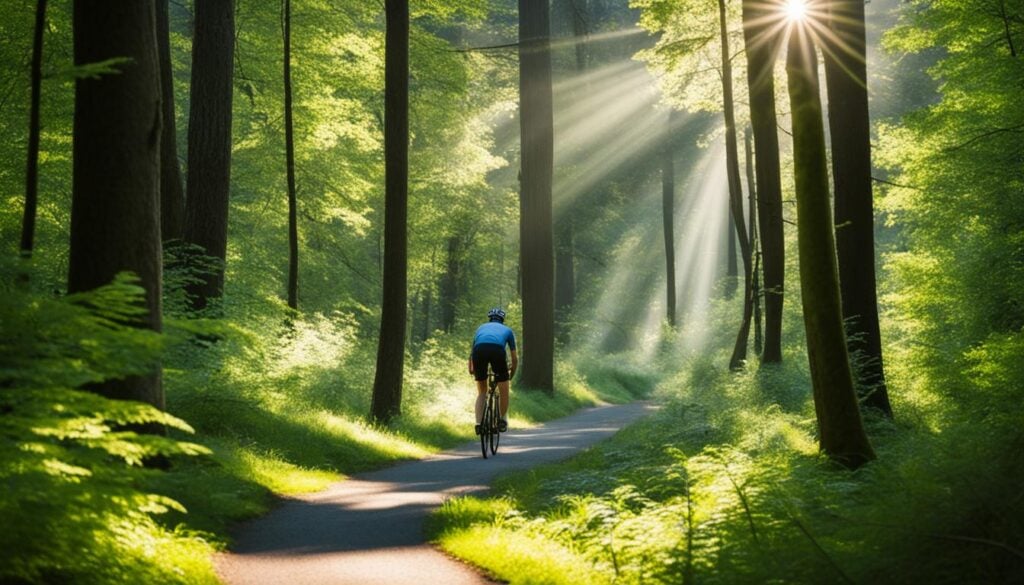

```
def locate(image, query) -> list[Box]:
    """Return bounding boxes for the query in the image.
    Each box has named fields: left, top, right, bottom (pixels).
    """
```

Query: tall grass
left=429, top=332, right=1024, bottom=584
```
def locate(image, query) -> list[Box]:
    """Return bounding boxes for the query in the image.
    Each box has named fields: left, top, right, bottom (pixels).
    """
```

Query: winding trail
left=215, top=401, right=656, bottom=585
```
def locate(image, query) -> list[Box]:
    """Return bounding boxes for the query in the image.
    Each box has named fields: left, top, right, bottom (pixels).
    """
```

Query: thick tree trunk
left=370, top=0, right=409, bottom=422
left=662, top=116, right=677, bottom=328
left=439, top=235, right=460, bottom=332
left=20, top=0, right=47, bottom=259
left=741, top=0, right=785, bottom=364
left=823, top=0, right=892, bottom=416
left=745, top=128, right=762, bottom=355
left=518, top=0, right=555, bottom=393
left=156, top=0, right=184, bottom=243
left=719, top=0, right=753, bottom=371
left=69, top=0, right=163, bottom=409
left=283, top=0, right=298, bottom=311
left=786, top=29, right=874, bottom=469
left=183, top=0, right=234, bottom=311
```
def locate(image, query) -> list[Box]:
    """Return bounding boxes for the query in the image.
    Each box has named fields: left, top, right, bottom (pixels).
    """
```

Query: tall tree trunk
left=726, top=205, right=738, bottom=298
left=719, top=0, right=753, bottom=371
left=370, top=0, right=409, bottom=423
left=741, top=0, right=785, bottom=364
left=440, top=235, right=460, bottom=332
left=662, top=113, right=677, bottom=328
left=518, top=0, right=555, bottom=393
left=745, top=128, right=762, bottom=355
left=156, top=0, right=184, bottom=243
left=20, top=0, right=47, bottom=260
left=283, top=0, right=298, bottom=310
left=183, top=0, right=234, bottom=311
left=553, top=0, right=584, bottom=344
left=69, top=0, right=163, bottom=409
left=420, top=286, right=432, bottom=342
left=823, top=0, right=892, bottom=417
left=786, top=27, right=874, bottom=469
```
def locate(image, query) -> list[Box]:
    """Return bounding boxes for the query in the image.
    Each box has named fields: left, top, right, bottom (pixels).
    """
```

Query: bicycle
left=480, top=369, right=501, bottom=458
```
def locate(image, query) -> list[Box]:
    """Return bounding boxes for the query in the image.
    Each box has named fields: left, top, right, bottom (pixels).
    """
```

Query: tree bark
left=741, top=0, right=785, bottom=364
left=745, top=128, right=762, bottom=355
left=370, top=0, right=409, bottom=423
left=662, top=114, right=677, bottom=328
left=183, top=0, right=234, bottom=311
left=518, top=0, right=555, bottom=393
left=156, top=0, right=184, bottom=243
left=20, top=0, right=47, bottom=259
left=69, top=0, right=163, bottom=409
left=786, top=28, right=874, bottom=469
left=823, top=0, right=892, bottom=416
left=719, top=0, right=753, bottom=371
left=440, top=235, right=460, bottom=332
left=283, top=0, right=298, bottom=311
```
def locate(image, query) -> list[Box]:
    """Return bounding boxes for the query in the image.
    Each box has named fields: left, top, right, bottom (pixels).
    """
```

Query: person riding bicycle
left=469, top=307, right=518, bottom=435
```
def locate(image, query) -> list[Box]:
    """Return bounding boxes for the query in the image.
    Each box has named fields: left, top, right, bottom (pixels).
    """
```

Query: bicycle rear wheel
left=480, top=400, right=491, bottom=459
left=488, top=391, right=500, bottom=455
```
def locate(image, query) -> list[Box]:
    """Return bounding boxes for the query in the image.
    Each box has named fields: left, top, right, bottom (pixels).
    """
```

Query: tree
left=786, top=24, right=874, bottom=469
left=370, top=0, right=409, bottom=422
left=283, top=0, right=299, bottom=310
left=183, top=0, right=235, bottom=310
left=741, top=0, right=785, bottom=363
left=156, top=0, right=184, bottom=243
left=439, top=235, right=462, bottom=333
left=744, top=128, right=762, bottom=355
left=823, top=0, right=892, bottom=416
left=20, top=0, right=46, bottom=260
left=68, top=0, right=163, bottom=409
left=718, top=0, right=754, bottom=371
left=662, top=112, right=677, bottom=327
left=553, top=0, right=586, bottom=341
left=518, top=0, right=555, bottom=393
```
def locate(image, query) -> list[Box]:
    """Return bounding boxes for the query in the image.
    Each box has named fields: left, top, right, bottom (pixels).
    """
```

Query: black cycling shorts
left=472, top=343, right=510, bottom=382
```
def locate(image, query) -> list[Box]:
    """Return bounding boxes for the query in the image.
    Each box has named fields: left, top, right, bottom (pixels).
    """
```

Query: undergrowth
left=429, top=336, right=1024, bottom=584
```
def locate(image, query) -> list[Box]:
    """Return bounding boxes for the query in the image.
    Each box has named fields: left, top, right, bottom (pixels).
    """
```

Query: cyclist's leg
left=498, top=380, right=510, bottom=419
left=471, top=349, right=489, bottom=427
left=475, top=380, right=486, bottom=425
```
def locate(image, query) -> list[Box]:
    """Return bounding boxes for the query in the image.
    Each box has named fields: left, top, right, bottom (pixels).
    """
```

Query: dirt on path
left=215, top=401, right=657, bottom=585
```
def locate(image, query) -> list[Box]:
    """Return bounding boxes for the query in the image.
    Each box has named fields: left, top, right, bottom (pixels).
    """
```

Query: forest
left=1, top=0, right=1022, bottom=583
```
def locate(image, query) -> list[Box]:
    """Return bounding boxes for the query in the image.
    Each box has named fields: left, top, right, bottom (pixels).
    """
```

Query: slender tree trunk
left=745, top=128, right=762, bottom=355
left=20, top=0, right=47, bottom=260
left=370, top=0, right=409, bottom=423
left=726, top=206, right=738, bottom=298
left=69, top=0, right=163, bottom=409
left=741, top=0, right=785, bottom=364
left=786, top=28, right=874, bottom=469
left=156, top=0, right=184, bottom=243
left=183, top=0, right=234, bottom=311
left=440, top=235, right=460, bottom=332
left=553, top=0, right=584, bottom=344
left=283, top=0, right=298, bottom=310
left=662, top=113, right=677, bottom=327
left=823, top=0, right=892, bottom=416
left=518, top=0, right=555, bottom=393
left=719, top=0, right=753, bottom=371
left=420, top=286, right=432, bottom=342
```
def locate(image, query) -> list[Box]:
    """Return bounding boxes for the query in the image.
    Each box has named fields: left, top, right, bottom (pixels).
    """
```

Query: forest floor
left=214, top=401, right=658, bottom=585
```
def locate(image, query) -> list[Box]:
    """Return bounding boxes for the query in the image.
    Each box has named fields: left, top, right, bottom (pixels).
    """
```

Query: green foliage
left=0, top=265, right=211, bottom=584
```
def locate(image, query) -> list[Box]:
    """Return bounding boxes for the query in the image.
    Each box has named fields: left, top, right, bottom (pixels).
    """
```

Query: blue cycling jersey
left=472, top=322, right=517, bottom=351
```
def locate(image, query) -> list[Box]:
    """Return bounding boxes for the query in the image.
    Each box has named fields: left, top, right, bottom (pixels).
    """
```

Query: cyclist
left=469, top=307, right=518, bottom=435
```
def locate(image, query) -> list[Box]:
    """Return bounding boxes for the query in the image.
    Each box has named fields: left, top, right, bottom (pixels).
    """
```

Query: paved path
left=215, top=401, right=656, bottom=585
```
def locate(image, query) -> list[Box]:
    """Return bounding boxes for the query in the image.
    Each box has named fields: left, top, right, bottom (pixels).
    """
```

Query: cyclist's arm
left=468, top=356, right=474, bottom=376
left=509, top=349, right=518, bottom=378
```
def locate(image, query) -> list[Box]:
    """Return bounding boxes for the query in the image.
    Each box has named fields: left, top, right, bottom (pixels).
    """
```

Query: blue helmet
left=487, top=307, right=506, bottom=322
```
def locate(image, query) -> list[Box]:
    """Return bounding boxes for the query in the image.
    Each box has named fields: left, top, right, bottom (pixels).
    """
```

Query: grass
left=427, top=337, right=1024, bottom=584
left=119, top=308, right=657, bottom=584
